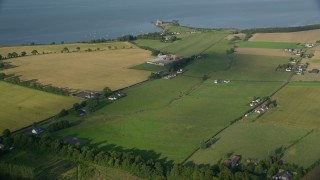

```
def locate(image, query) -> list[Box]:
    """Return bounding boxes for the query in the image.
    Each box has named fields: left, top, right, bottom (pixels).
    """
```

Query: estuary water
left=0, top=0, right=320, bottom=45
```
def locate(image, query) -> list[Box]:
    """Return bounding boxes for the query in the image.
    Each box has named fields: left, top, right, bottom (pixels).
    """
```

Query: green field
left=56, top=78, right=282, bottom=162
left=0, top=81, right=80, bottom=132
left=238, top=41, right=300, bottom=49
left=284, top=130, right=320, bottom=167
left=207, top=54, right=292, bottom=81
left=135, top=32, right=228, bottom=57
left=189, top=122, right=309, bottom=165
left=259, top=82, right=320, bottom=129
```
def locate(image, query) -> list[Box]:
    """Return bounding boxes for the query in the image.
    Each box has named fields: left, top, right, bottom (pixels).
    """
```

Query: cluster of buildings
left=295, top=63, right=308, bottom=75
left=74, top=91, right=101, bottom=99
left=214, top=79, right=230, bottom=84
left=147, top=54, right=182, bottom=66
left=163, top=69, right=184, bottom=79
left=254, top=105, right=269, bottom=114
left=249, top=98, right=262, bottom=107
left=284, top=49, right=303, bottom=56
left=108, top=92, right=126, bottom=101
left=305, top=43, right=315, bottom=48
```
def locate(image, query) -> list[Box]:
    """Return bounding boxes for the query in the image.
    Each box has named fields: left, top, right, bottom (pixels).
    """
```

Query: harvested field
left=312, top=50, right=320, bottom=59
left=236, top=48, right=293, bottom=57
left=249, top=29, right=320, bottom=43
left=3, top=49, right=151, bottom=91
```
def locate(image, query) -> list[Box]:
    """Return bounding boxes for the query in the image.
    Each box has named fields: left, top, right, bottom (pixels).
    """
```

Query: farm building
left=32, top=127, right=44, bottom=135
left=147, top=54, right=182, bottom=66
left=74, top=91, right=101, bottom=99
left=309, top=69, right=320, bottom=74
left=214, top=79, right=230, bottom=84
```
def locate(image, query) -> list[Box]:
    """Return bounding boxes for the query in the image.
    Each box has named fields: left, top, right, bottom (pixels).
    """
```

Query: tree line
left=242, top=24, right=320, bottom=34
left=0, top=131, right=307, bottom=179
left=1, top=74, right=69, bottom=96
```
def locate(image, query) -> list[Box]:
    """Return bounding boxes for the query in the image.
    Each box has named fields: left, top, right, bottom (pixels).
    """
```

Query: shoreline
left=1, top=23, right=320, bottom=47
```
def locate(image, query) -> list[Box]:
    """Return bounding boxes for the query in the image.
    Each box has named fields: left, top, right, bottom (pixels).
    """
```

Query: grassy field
left=249, top=29, right=320, bottom=43
left=3, top=48, right=152, bottom=91
left=56, top=78, right=282, bottom=162
left=236, top=48, right=294, bottom=57
left=135, top=32, right=228, bottom=57
left=0, top=81, right=80, bottom=132
left=208, top=54, right=292, bottom=81
left=189, top=122, right=309, bottom=165
left=0, top=42, right=134, bottom=57
left=259, top=82, right=320, bottom=129
left=238, top=41, right=299, bottom=49
left=284, top=130, right=320, bottom=168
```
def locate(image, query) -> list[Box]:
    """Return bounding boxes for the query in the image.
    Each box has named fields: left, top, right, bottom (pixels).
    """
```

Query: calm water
left=0, top=0, right=320, bottom=45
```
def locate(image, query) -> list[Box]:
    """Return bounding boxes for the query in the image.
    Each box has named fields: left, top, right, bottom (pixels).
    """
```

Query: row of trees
left=3, top=75, right=69, bottom=96
left=242, top=24, right=320, bottom=34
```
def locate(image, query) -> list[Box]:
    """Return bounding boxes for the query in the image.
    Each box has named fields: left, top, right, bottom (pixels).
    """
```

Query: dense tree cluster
left=137, top=32, right=163, bottom=40
left=47, top=120, right=71, bottom=132
left=118, top=35, right=136, bottom=41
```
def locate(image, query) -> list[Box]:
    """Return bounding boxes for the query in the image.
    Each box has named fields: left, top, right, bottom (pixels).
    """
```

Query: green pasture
left=284, top=130, right=320, bottom=168
left=57, top=79, right=282, bottom=162
left=238, top=41, right=300, bottom=49
left=208, top=54, right=292, bottom=81
left=0, top=81, right=80, bottom=132
left=134, top=32, right=228, bottom=57
left=259, top=82, right=320, bottom=129
left=188, top=122, right=309, bottom=165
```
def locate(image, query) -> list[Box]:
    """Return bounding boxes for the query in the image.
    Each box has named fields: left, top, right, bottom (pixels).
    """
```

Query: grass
left=259, top=82, right=320, bottom=129
left=284, top=130, right=320, bottom=168
left=0, top=42, right=135, bottom=57
left=207, top=54, right=292, bottom=81
left=0, top=81, right=80, bottom=132
left=238, top=41, right=300, bottom=49
left=134, top=32, right=228, bottom=57
left=3, top=48, right=152, bottom=91
left=188, top=122, right=309, bottom=165
left=57, top=79, right=282, bottom=162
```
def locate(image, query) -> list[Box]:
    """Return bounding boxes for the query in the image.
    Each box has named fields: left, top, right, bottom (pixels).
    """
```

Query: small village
left=147, top=53, right=182, bottom=66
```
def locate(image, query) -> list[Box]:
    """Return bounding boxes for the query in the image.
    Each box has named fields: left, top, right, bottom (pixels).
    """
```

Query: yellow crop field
left=249, top=29, right=320, bottom=43
left=2, top=48, right=152, bottom=91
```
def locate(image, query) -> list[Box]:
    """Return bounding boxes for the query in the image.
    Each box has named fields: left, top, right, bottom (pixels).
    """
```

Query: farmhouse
left=214, top=79, right=231, bottom=84
left=284, top=49, right=303, bottom=56
left=147, top=54, right=182, bottom=66
left=32, top=127, right=44, bottom=135
left=249, top=98, right=261, bottom=107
